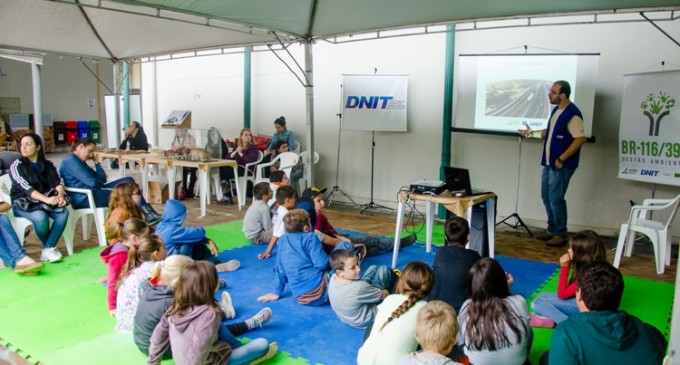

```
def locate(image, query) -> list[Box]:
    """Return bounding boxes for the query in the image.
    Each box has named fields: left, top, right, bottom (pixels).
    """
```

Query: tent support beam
left=439, top=24, right=455, bottom=219
left=304, top=40, right=315, bottom=188
left=75, top=0, right=117, bottom=62
left=31, top=63, right=43, bottom=141
left=244, top=46, right=252, bottom=129
left=640, top=12, right=680, bottom=47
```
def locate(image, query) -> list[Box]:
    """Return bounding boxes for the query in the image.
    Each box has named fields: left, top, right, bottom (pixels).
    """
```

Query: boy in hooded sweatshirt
left=155, top=200, right=239, bottom=272
left=544, top=261, right=666, bottom=365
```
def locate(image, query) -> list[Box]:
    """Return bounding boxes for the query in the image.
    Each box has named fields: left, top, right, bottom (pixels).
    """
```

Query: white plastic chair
left=254, top=152, right=300, bottom=185
left=210, top=150, right=264, bottom=205
left=64, top=187, right=110, bottom=254
left=0, top=174, right=75, bottom=254
left=613, top=193, right=680, bottom=274
left=298, top=150, right=320, bottom=190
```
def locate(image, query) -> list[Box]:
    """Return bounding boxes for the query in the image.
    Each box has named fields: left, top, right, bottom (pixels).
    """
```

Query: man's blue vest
left=541, top=102, right=583, bottom=170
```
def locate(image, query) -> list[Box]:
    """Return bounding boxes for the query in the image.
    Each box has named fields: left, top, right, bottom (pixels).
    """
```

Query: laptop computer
left=443, top=166, right=491, bottom=197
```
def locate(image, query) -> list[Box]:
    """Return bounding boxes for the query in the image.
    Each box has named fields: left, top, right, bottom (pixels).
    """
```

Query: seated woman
left=204, top=127, right=230, bottom=197
left=265, top=116, right=299, bottom=155
left=171, top=128, right=197, bottom=198
left=0, top=198, right=44, bottom=275
left=458, top=257, right=532, bottom=365
left=222, top=128, right=259, bottom=204
left=9, top=133, right=69, bottom=263
left=58, top=137, right=161, bottom=225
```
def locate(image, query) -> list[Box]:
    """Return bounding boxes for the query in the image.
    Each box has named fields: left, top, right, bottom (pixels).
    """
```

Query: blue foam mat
left=215, top=239, right=558, bottom=365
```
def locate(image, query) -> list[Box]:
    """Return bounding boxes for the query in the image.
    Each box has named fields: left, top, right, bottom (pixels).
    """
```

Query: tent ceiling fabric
left=0, top=0, right=678, bottom=61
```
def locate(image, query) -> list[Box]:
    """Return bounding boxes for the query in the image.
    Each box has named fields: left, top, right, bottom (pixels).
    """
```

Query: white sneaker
left=0, top=259, right=6, bottom=270
left=221, top=291, right=236, bottom=319
left=41, top=247, right=63, bottom=263
left=215, top=259, right=240, bottom=273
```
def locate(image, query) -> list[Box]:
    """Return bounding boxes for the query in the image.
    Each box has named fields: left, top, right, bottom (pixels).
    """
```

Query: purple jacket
left=147, top=304, right=231, bottom=365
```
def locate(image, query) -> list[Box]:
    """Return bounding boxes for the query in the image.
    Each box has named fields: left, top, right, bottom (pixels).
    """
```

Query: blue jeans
left=178, top=243, right=220, bottom=264
left=531, top=292, right=579, bottom=323
left=217, top=326, right=269, bottom=365
left=540, top=166, right=575, bottom=238
left=361, top=265, right=397, bottom=292
left=0, top=214, right=28, bottom=267
left=72, top=177, right=145, bottom=209
left=13, top=206, right=69, bottom=249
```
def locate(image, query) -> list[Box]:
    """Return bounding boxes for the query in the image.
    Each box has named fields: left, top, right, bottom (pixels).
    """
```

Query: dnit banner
left=341, top=74, right=408, bottom=132
left=618, top=71, right=680, bottom=186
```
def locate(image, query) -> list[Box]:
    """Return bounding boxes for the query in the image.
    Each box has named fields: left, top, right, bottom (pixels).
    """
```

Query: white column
left=31, top=63, right=43, bottom=139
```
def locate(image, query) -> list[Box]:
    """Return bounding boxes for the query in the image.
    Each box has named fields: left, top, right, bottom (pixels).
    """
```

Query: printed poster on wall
left=618, top=70, right=680, bottom=186
left=341, top=74, right=408, bottom=132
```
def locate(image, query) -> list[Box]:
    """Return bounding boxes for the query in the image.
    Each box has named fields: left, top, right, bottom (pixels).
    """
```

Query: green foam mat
left=0, top=221, right=313, bottom=365
left=526, top=271, right=674, bottom=364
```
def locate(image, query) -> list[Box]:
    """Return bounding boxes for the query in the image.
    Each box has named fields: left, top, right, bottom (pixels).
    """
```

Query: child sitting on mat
left=242, top=182, right=273, bottom=245
left=396, top=300, right=466, bottom=365
left=303, top=186, right=417, bottom=257
left=100, top=218, right=148, bottom=316
left=257, top=209, right=354, bottom=305
left=258, top=185, right=296, bottom=260
left=134, top=255, right=278, bottom=365
left=156, top=199, right=240, bottom=272
left=429, top=216, right=481, bottom=314
left=148, top=261, right=279, bottom=365
left=268, top=170, right=290, bottom=208
left=358, top=261, right=435, bottom=365
left=116, top=234, right=167, bottom=332
left=328, top=249, right=398, bottom=328
left=530, top=230, right=607, bottom=328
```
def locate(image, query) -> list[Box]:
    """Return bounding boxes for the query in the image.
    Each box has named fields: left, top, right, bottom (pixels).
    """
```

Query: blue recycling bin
left=77, top=121, right=89, bottom=139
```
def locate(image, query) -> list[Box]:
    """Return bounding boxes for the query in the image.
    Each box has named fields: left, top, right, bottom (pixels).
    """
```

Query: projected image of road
left=485, top=80, right=552, bottom=118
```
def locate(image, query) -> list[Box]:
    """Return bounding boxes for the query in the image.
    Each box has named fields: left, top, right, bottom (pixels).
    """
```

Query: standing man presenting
left=520, top=81, right=586, bottom=247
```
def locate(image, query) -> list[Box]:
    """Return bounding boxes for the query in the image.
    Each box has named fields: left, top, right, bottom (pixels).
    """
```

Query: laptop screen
left=443, top=167, right=472, bottom=196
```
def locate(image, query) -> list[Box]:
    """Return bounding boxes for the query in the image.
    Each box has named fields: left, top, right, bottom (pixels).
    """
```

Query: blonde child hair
left=150, top=255, right=194, bottom=287
left=380, top=261, right=435, bottom=331
left=415, top=300, right=459, bottom=354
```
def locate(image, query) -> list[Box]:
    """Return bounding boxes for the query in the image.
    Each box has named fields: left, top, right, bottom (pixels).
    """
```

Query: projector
left=410, top=180, right=446, bottom=195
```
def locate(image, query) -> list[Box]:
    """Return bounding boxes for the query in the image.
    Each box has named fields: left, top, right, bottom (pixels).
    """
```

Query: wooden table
left=391, top=190, right=496, bottom=268
left=96, top=150, right=148, bottom=180
left=143, top=156, right=240, bottom=217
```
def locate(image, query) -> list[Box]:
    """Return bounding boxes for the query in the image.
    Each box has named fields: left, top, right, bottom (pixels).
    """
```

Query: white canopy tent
left=2, top=2, right=680, bottom=361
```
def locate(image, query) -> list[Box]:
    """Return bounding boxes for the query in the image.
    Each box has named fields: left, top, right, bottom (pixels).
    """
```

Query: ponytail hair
left=117, top=233, right=164, bottom=290
left=379, top=261, right=434, bottom=331
left=150, top=254, right=194, bottom=287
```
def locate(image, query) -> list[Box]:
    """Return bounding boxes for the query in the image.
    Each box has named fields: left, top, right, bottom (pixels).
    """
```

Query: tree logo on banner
left=640, top=91, right=676, bottom=136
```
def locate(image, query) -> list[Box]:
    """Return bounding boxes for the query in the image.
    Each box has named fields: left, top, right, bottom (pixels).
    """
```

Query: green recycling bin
left=88, top=120, right=101, bottom=143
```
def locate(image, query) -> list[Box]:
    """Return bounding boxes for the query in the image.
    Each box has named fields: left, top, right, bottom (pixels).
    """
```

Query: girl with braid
left=457, top=257, right=532, bottom=365
left=357, top=261, right=435, bottom=365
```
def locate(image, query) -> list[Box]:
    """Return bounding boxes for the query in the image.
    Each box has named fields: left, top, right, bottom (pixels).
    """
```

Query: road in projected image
left=485, top=80, right=552, bottom=119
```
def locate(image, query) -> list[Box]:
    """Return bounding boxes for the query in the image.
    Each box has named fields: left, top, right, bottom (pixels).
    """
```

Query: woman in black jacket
left=9, top=133, right=69, bottom=263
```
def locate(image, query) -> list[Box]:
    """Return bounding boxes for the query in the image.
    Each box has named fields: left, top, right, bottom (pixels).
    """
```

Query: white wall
left=0, top=55, right=112, bottom=137
left=105, top=20, right=680, bottom=236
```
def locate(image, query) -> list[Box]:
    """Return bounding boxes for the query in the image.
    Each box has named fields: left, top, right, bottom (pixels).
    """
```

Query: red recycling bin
left=65, top=121, right=78, bottom=145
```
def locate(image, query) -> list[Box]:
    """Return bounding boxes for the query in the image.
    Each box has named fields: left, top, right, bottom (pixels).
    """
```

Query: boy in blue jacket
left=257, top=209, right=353, bottom=306
left=155, top=200, right=239, bottom=272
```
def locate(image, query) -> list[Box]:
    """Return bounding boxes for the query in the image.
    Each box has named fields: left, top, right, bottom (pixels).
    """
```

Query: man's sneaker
left=355, top=244, right=366, bottom=264
left=220, top=291, right=236, bottom=319
left=246, top=307, right=273, bottom=329
left=535, top=231, right=554, bottom=241
left=249, top=342, right=279, bottom=365
left=216, top=259, right=240, bottom=273
left=399, top=234, right=417, bottom=248
left=546, top=236, right=568, bottom=247
left=530, top=314, right=556, bottom=328
left=41, top=247, right=63, bottom=263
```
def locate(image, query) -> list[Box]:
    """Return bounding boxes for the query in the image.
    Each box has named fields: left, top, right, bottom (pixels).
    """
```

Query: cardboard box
left=147, top=179, right=182, bottom=204
left=147, top=181, right=169, bottom=204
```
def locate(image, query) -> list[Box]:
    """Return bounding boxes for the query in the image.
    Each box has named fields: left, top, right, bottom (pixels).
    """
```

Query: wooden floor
left=20, top=197, right=676, bottom=283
